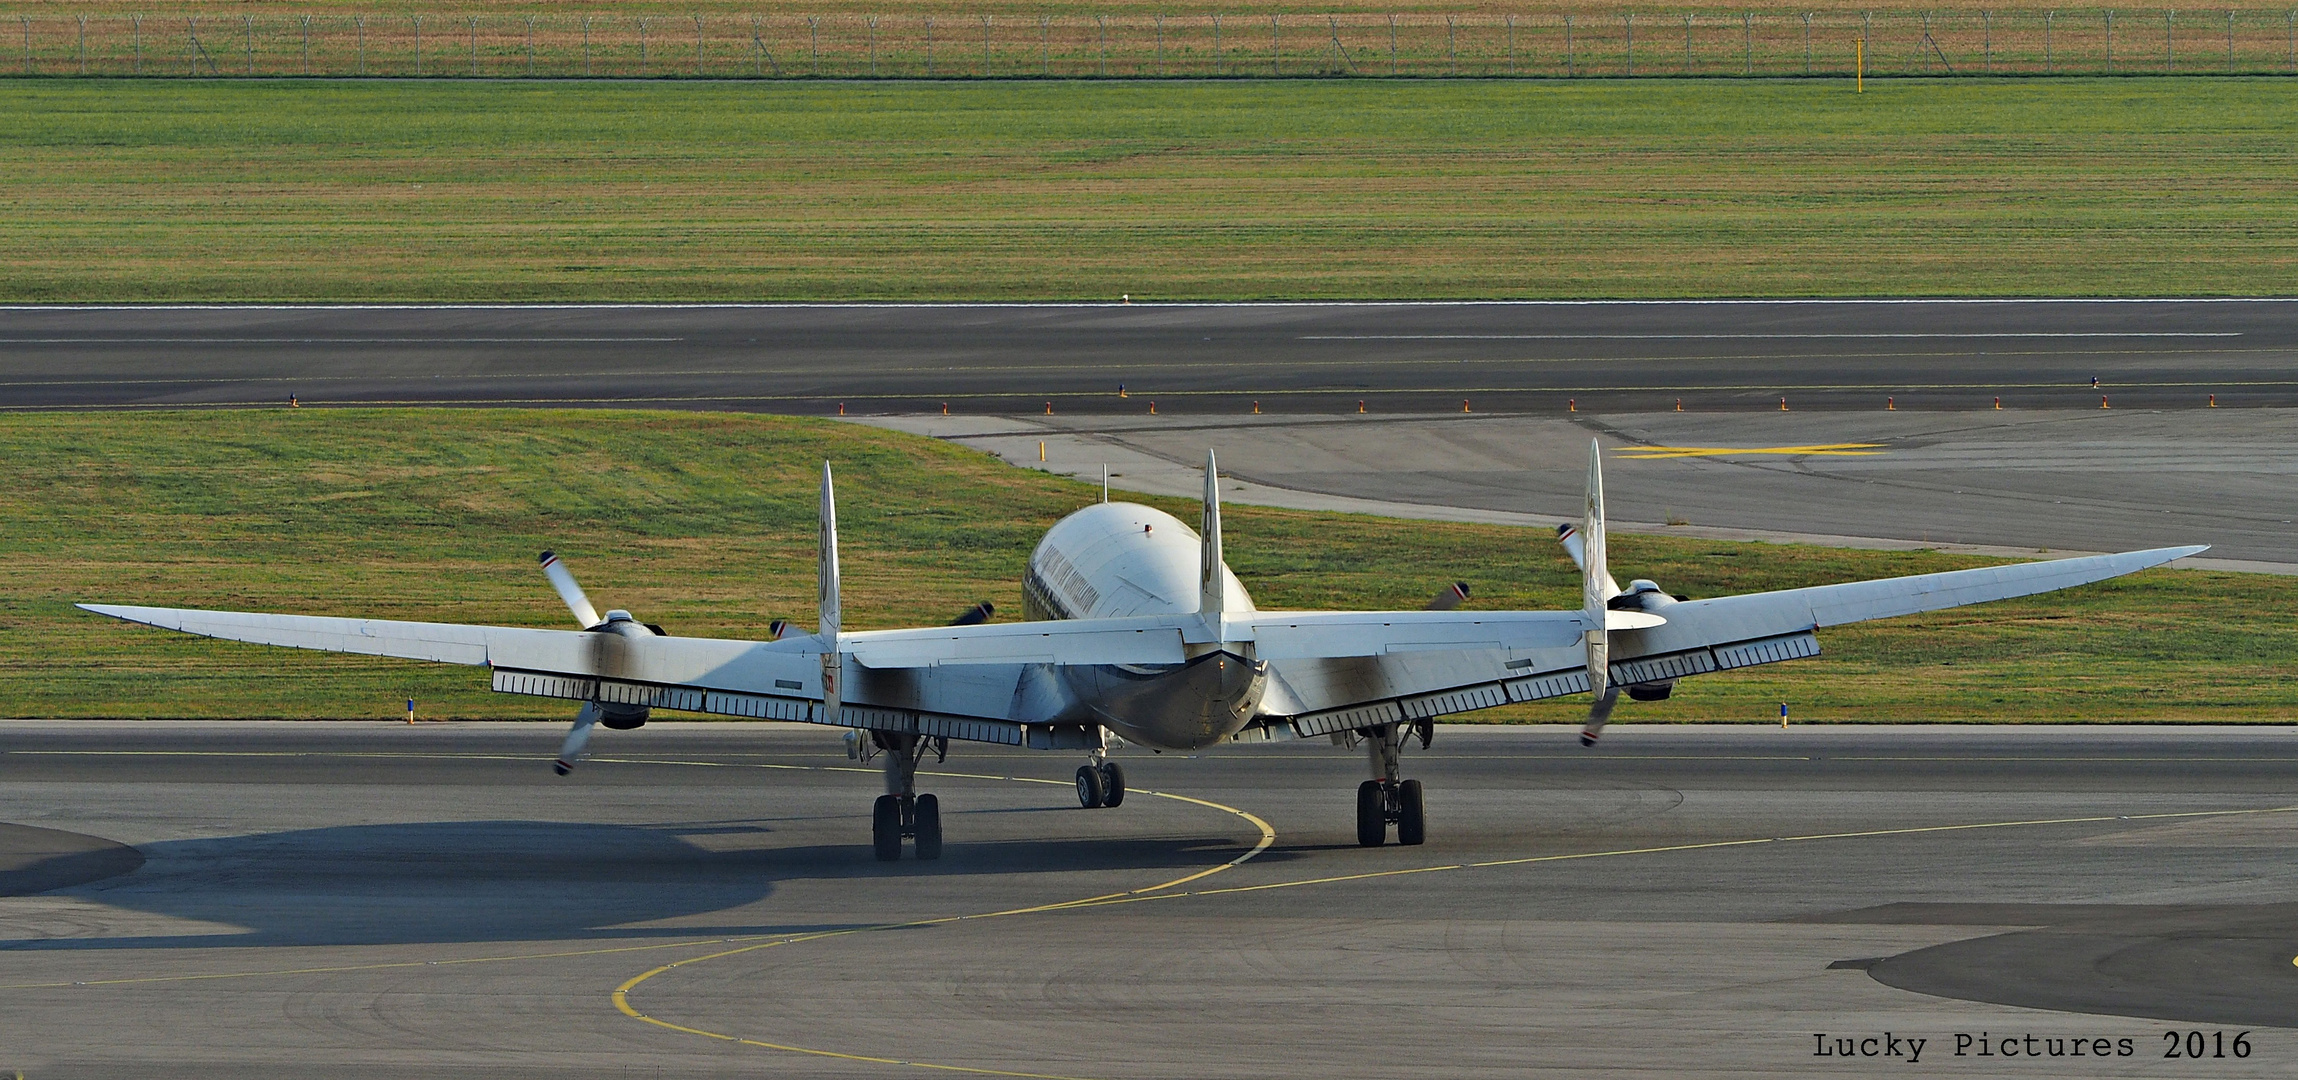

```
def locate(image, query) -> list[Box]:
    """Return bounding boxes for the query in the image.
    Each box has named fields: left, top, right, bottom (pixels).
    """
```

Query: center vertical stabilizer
left=1199, top=450, right=1226, bottom=616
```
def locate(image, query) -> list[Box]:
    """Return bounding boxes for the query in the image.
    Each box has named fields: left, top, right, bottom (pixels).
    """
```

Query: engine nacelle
left=600, top=704, right=650, bottom=730
left=1626, top=681, right=1674, bottom=702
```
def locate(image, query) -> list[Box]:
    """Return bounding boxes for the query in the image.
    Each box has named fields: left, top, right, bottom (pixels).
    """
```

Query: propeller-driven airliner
left=82, top=442, right=2202, bottom=860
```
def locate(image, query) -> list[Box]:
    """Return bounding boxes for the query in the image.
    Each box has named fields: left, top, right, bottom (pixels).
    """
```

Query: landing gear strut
left=1076, top=747, right=1126, bottom=809
left=864, top=732, right=946, bottom=861
left=1352, top=721, right=1429, bottom=847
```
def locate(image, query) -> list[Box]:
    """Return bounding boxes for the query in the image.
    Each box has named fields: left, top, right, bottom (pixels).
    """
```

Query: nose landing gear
left=1351, top=720, right=1430, bottom=846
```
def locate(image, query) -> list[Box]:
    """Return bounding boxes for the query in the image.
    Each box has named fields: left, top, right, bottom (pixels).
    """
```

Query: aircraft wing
left=1259, top=545, right=2206, bottom=736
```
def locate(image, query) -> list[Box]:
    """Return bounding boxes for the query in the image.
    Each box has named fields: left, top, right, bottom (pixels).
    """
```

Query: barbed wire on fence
left=8, top=10, right=2298, bottom=78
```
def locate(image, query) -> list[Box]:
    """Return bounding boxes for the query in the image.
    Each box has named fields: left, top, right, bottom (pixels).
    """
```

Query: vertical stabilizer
left=1581, top=439, right=1612, bottom=731
left=818, top=461, right=843, bottom=725
left=1582, top=437, right=1616, bottom=616
left=1199, top=450, right=1226, bottom=616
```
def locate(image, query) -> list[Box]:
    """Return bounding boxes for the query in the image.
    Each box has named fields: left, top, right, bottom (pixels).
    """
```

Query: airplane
left=81, top=441, right=2203, bottom=861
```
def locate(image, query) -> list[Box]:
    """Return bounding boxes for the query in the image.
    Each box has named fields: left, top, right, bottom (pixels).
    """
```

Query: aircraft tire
left=913, top=793, right=943, bottom=860
left=872, top=794, right=903, bottom=861
left=1098, top=762, right=1126, bottom=808
left=1355, top=780, right=1386, bottom=847
left=1396, top=779, right=1426, bottom=846
left=1075, top=765, right=1106, bottom=809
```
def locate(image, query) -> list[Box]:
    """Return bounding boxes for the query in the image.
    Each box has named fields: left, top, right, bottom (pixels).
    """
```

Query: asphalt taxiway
left=6, top=720, right=2298, bottom=1078
left=3, top=300, right=2294, bottom=413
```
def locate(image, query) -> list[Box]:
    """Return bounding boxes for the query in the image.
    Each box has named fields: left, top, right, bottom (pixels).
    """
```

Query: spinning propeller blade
left=554, top=701, right=602, bottom=775
left=538, top=550, right=602, bottom=628
left=1425, top=582, right=1471, bottom=611
left=949, top=601, right=996, bottom=626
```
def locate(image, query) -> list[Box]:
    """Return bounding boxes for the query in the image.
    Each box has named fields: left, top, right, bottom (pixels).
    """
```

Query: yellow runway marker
left=1617, top=443, right=1886, bottom=460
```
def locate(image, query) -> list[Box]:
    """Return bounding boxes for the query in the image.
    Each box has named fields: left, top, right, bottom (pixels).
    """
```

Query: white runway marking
left=1304, top=332, right=2244, bottom=340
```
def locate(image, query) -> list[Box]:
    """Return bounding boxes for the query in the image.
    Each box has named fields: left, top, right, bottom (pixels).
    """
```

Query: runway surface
left=4, top=300, right=2295, bottom=413
left=6, top=720, right=2298, bottom=1078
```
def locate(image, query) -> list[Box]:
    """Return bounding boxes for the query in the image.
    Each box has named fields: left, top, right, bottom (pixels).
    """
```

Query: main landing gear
left=1075, top=748, right=1126, bottom=809
left=1352, top=720, right=1430, bottom=847
left=863, top=731, right=947, bottom=861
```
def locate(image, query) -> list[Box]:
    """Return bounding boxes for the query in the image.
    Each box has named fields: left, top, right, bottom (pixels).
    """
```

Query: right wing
left=1259, top=545, right=2206, bottom=737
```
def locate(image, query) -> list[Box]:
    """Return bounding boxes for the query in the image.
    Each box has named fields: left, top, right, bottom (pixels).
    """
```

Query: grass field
left=15, top=8, right=2295, bottom=79
left=5, top=79, right=2294, bottom=301
left=7, top=408, right=2292, bottom=723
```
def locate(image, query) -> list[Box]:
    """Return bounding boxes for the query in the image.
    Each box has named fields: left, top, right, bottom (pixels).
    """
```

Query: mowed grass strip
left=5, top=79, right=2295, bottom=301
left=6, top=408, right=2290, bottom=722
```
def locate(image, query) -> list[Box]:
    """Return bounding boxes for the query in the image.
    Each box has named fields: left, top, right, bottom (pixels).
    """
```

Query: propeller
left=1425, top=582, right=1471, bottom=611
left=554, top=702, right=601, bottom=776
left=539, top=550, right=602, bottom=628
left=536, top=550, right=655, bottom=774
left=950, top=601, right=995, bottom=626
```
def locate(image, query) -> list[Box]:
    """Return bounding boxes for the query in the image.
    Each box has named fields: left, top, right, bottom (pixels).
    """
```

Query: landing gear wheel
left=1075, top=764, right=1107, bottom=809
left=1356, top=780, right=1387, bottom=847
left=913, top=793, right=942, bottom=860
left=1098, top=762, right=1126, bottom=807
left=872, top=794, right=903, bottom=861
left=1395, top=779, right=1426, bottom=846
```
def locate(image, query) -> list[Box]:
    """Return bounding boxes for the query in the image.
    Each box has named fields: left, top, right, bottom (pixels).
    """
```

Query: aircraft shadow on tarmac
left=1815, top=902, right=2298, bottom=1029
left=0, top=819, right=1283, bottom=953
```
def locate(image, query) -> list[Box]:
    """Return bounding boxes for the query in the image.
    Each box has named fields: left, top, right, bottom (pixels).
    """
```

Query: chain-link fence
left=7, top=10, right=2297, bottom=77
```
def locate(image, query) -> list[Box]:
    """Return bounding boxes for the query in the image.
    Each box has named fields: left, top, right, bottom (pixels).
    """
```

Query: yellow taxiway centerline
left=1616, top=443, right=1886, bottom=459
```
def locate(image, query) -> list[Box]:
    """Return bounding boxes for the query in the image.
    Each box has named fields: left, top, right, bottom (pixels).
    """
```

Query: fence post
left=1803, top=11, right=1811, bottom=73
left=132, top=13, right=143, bottom=74
left=1684, top=13, right=1693, bottom=72
left=697, top=14, right=706, bottom=76
left=186, top=16, right=196, bottom=75
left=1566, top=13, right=1575, bottom=75
left=1626, top=11, right=1634, bottom=74
left=78, top=14, right=86, bottom=74
left=640, top=17, right=650, bottom=76
left=2106, top=9, right=2114, bottom=73
left=1445, top=14, right=1455, bottom=74
left=1273, top=13, right=1280, bottom=76
left=582, top=16, right=591, bottom=76
left=988, top=14, right=995, bottom=76
left=1387, top=13, right=1396, bottom=75
left=1155, top=13, right=1163, bottom=73
left=1098, top=14, right=1107, bottom=76
left=356, top=15, right=365, bottom=75
left=1983, top=10, right=1991, bottom=71
left=808, top=16, right=819, bottom=75
left=1042, top=14, right=1051, bottom=75
left=2225, top=9, right=2233, bottom=72
left=1744, top=12, right=1752, bottom=74
left=2165, top=9, right=2172, bottom=72
left=866, top=15, right=875, bottom=76
left=470, top=16, right=479, bottom=77
left=1211, top=13, right=1220, bottom=74
left=415, top=14, right=422, bottom=76
left=244, top=14, right=253, bottom=76
left=2045, top=9, right=2053, bottom=72
left=528, top=16, right=536, bottom=76
left=301, top=14, right=310, bottom=75
left=926, top=15, right=934, bottom=76
left=1507, top=14, right=1516, bottom=74
left=21, top=14, right=29, bottom=75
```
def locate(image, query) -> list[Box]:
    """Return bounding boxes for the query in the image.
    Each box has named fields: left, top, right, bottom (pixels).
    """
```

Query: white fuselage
left=1022, top=502, right=1266, bottom=751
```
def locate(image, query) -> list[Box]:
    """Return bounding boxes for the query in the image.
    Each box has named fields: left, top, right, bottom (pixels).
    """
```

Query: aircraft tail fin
left=1199, top=449, right=1226, bottom=616
left=818, top=461, right=843, bottom=724
left=1581, top=439, right=1615, bottom=742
